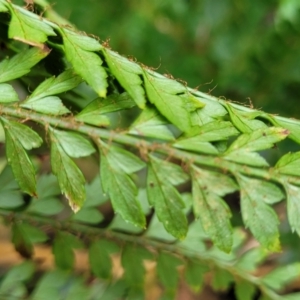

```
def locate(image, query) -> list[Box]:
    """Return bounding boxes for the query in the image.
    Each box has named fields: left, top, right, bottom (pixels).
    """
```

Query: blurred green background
left=46, top=0, right=300, bottom=118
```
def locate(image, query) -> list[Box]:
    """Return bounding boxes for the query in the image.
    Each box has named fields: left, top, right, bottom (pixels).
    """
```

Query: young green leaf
left=224, top=127, right=289, bottom=166
left=100, top=154, right=145, bottom=228
left=148, top=155, right=189, bottom=186
left=17, top=223, right=48, bottom=244
left=76, top=92, right=135, bottom=126
left=0, top=261, right=35, bottom=289
left=103, top=49, right=146, bottom=108
left=147, top=156, right=188, bottom=240
left=185, top=260, right=209, bottom=293
left=129, top=106, right=175, bottom=141
left=237, top=174, right=281, bottom=251
left=0, top=83, right=19, bottom=103
left=29, top=70, right=82, bottom=100
left=285, top=183, right=300, bottom=236
left=84, top=175, right=109, bottom=207
left=275, top=151, right=300, bottom=176
left=21, top=96, right=70, bottom=115
left=0, top=1, right=7, bottom=11
left=50, top=128, right=95, bottom=158
left=7, top=3, right=55, bottom=46
left=265, top=114, right=300, bottom=144
left=191, top=166, right=234, bottom=253
left=189, top=92, right=227, bottom=126
left=157, top=252, right=182, bottom=298
left=225, top=103, right=267, bottom=133
left=0, top=47, right=49, bottom=83
left=52, top=233, right=74, bottom=270
left=0, top=165, right=19, bottom=191
left=61, top=29, right=107, bottom=97
left=20, top=70, right=81, bottom=114
left=72, top=207, right=103, bottom=224
left=89, top=240, right=119, bottom=279
left=27, top=197, right=64, bottom=216
left=178, top=220, right=207, bottom=253
left=121, top=245, right=152, bottom=294
left=31, top=270, right=70, bottom=300
left=0, top=190, right=24, bottom=208
left=184, top=120, right=239, bottom=140
left=143, top=70, right=192, bottom=132
left=36, top=173, right=61, bottom=198
left=11, top=223, right=33, bottom=258
left=235, top=280, right=257, bottom=300
left=211, top=268, right=234, bottom=291
left=235, top=247, right=267, bottom=272
left=102, top=145, right=145, bottom=174
left=173, top=139, right=218, bottom=154
left=262, top=263, right=300, bottom=291
left=1, top=118, right=42, bottom=196
left=50, top=137, right=86, bottom=212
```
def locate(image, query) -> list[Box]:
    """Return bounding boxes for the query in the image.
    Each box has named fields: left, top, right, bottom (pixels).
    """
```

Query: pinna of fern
left=0, top=0, right=300, bottom=299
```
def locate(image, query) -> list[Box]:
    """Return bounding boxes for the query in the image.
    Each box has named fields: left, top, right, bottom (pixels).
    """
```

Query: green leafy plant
left=0, top=1, right=300, bottom=299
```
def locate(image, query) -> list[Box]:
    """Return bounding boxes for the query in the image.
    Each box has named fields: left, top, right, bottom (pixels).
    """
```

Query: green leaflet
left=235, top=247, right=267, bottom=272
left=0, top=1, right=7, bottom=11
left=129, top=106, right=175, bottom=141
left=148, top=155, right=189, bottom=185
left=143, top=70, right=193, bottom=132
left=0, top=190, right=23, bottom=209
left=275, top=151, right=300, bottom=176
left=28, top=197, right=64, bottom=216
left=0, top=47, right=49, bottom=83
left=189, top=92, right=228, bottom=126
left=72, top=207, right=104, bottom=224
left=7, top=3, right=55, bottom=47
left=121, top=245, right=152, bottom=294
left=285, top=183, right=300, bottom=236
left=50, top=128, right=95, bottom=158
left=1, top=118, right=42, bottom=196
left=76, top=93, right=135, bottom=126
left=12, top=223, right=47, bottom=258
left=61, top=29, right=107, bottom=97
left=157, top=252, right=182, bottom=298
left=50, top=133, right=86, bottom=212
left=103, top=49, right=146, bottom=109
left=184, top=260, right=209, bottom=292
left=21, top=70, right=81, bottom=115
left=21, top=96, right=70, bottom=115
left=89, top=240, right=119, bottom=279
left=184, top=120, right=239, bottom=139
left=11, top=223, right=33, bottom=258
left=0, top=83, right=19, bottom=103
left=211, top=268, right=234, bottom=291
left=264, top=114, right=300, bottom=144
left=174, top=121, right=239, bottom=154
left=31, top=271, right=70, bottom=300
left=262, top=263, right=300, bottom=291
left=52, top=232, right=83, bottom=270
left=225, top=103, right=267, bottom=133
left=224, top=127, right=289, bottom=166
left=99, top=142, right=145, bottom=227
left=0, top=262, right=35, bottom=298
left=178, top=219, right=207, bottom=253
left=234, top=280, right=257, bottom=300
left=191, top=166, right=236, bottom=253
left=102, top=145, right=145, bottom=174
left=174, top=139, right=218, bottom=154
left=237, top=174, right=281, bottom=251
left=30, top=70, right=82, bottom=99
left=147, top=156, right=188, bottom=240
